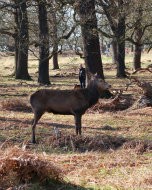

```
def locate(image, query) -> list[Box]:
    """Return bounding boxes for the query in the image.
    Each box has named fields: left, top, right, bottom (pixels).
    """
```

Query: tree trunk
left=15, top=0, right=30, bottom=80
left=51, top=3, right=59, bottom=70
left=133, top=7, right=143, bottom=70
left=100, top=35, right=105, bottom=54
left=131, top=44, right=134, bottom=52
left=76, top=0, right=104, bottom=80
left=13, top=12, right=18, bottom=76
left=134, top=44, right=142, bottom=70
left=10, top=6, right=18, bottom=77
left=37, top=0, right=50, bottom=85
left=116, top=39, right=126, bottom=78
left=100, top=0, right=126, bottom=78
left=111, top=38, right=117, bottom=64
left=53, top=51, right=59, bottom=70
left=48, top=0, right=59, bottom=69
left=116, top=8, right=126, bottom=78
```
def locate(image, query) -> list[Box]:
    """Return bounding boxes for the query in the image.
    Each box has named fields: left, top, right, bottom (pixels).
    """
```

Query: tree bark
left=100, top=0, right=126, bottom=78
left=111, top=38, right=117, bottom=64
left=52, top=15, right=59, bottom=70
left=76, top=0, right=104, bottom=80
left=116, top=2, right=126, bottom=78
left=53, top=52, right=59, bottom=70
left=134, top=44, right=142, bottom=70
left=15, top=0, right=31, bottom=80
left=49, top=1, right=59, bottom=70
left=13, top=7, right=18, bottom=76
left=131, top=44, right=134, bottom=52
left=133, top=7, right=143, bottom=70
left=37, top=0, right=50, bottom=85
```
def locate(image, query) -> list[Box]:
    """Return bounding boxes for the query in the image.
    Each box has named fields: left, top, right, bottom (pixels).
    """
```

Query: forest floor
left=0, top=52, right=152, bottom=190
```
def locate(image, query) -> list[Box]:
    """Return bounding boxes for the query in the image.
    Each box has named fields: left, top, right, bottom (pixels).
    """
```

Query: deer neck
left=87, top=81, right=100, bottom=106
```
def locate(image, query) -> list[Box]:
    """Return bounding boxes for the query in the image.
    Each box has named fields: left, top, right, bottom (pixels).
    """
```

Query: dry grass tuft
left=88, top=94, right=134, bottom=113
left=1, top=99, right=31, bottom=112
left=0, top=146, right=63, bottom=188
left=46, top=134, right=126, bottom=152
left=123, top=140, right=152, bottom=154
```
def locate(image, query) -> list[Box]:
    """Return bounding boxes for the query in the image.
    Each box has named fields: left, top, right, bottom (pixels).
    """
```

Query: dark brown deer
left=30, top=76, right=110, bottom=143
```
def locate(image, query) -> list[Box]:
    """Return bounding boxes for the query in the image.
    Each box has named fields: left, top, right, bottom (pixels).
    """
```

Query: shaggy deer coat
left=30, top=78, right=110, bottom=143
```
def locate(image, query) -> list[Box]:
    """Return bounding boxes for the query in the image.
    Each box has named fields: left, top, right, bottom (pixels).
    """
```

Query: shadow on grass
left=0, top=93, right=28, bottom=97
left=41, top=134, right=127, bottom=153
left=1, top=181, right=92, bottom=190
left=0, top=116, right=120, bottom=132
left=34, top=180, right=93, bottom=190
left=1, top=115, right=152, bottom=154
left=0, top=116, right=127, bottom=153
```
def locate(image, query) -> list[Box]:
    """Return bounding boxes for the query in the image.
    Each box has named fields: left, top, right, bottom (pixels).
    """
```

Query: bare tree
left=0, top=0, right=31, bottom=80
left=37, top=0, right=50, bottom=85
left=14, top=0, right=31, bottom=80
left=125, top=0, right=152, bottom=70
left=75, top=0, right=104, bottom=80
left=98, top=0, right=127, bottom=78
left=133, top=6, right=143, bottom=70
left=48, top=0, right=59, bottom=70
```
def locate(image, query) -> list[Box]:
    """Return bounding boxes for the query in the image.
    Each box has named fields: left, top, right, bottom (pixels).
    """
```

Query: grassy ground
left=0, top=52, right=152, bottom=190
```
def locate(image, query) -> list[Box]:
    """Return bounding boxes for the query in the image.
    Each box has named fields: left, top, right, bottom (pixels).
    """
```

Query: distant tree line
left=0, top=0, right=151, bottom=84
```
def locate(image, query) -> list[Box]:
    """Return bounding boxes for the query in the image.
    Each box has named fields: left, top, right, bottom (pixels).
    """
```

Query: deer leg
left=32, top=111, right=43, bottom=143
left=74, top=114, right=82, bottom=135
